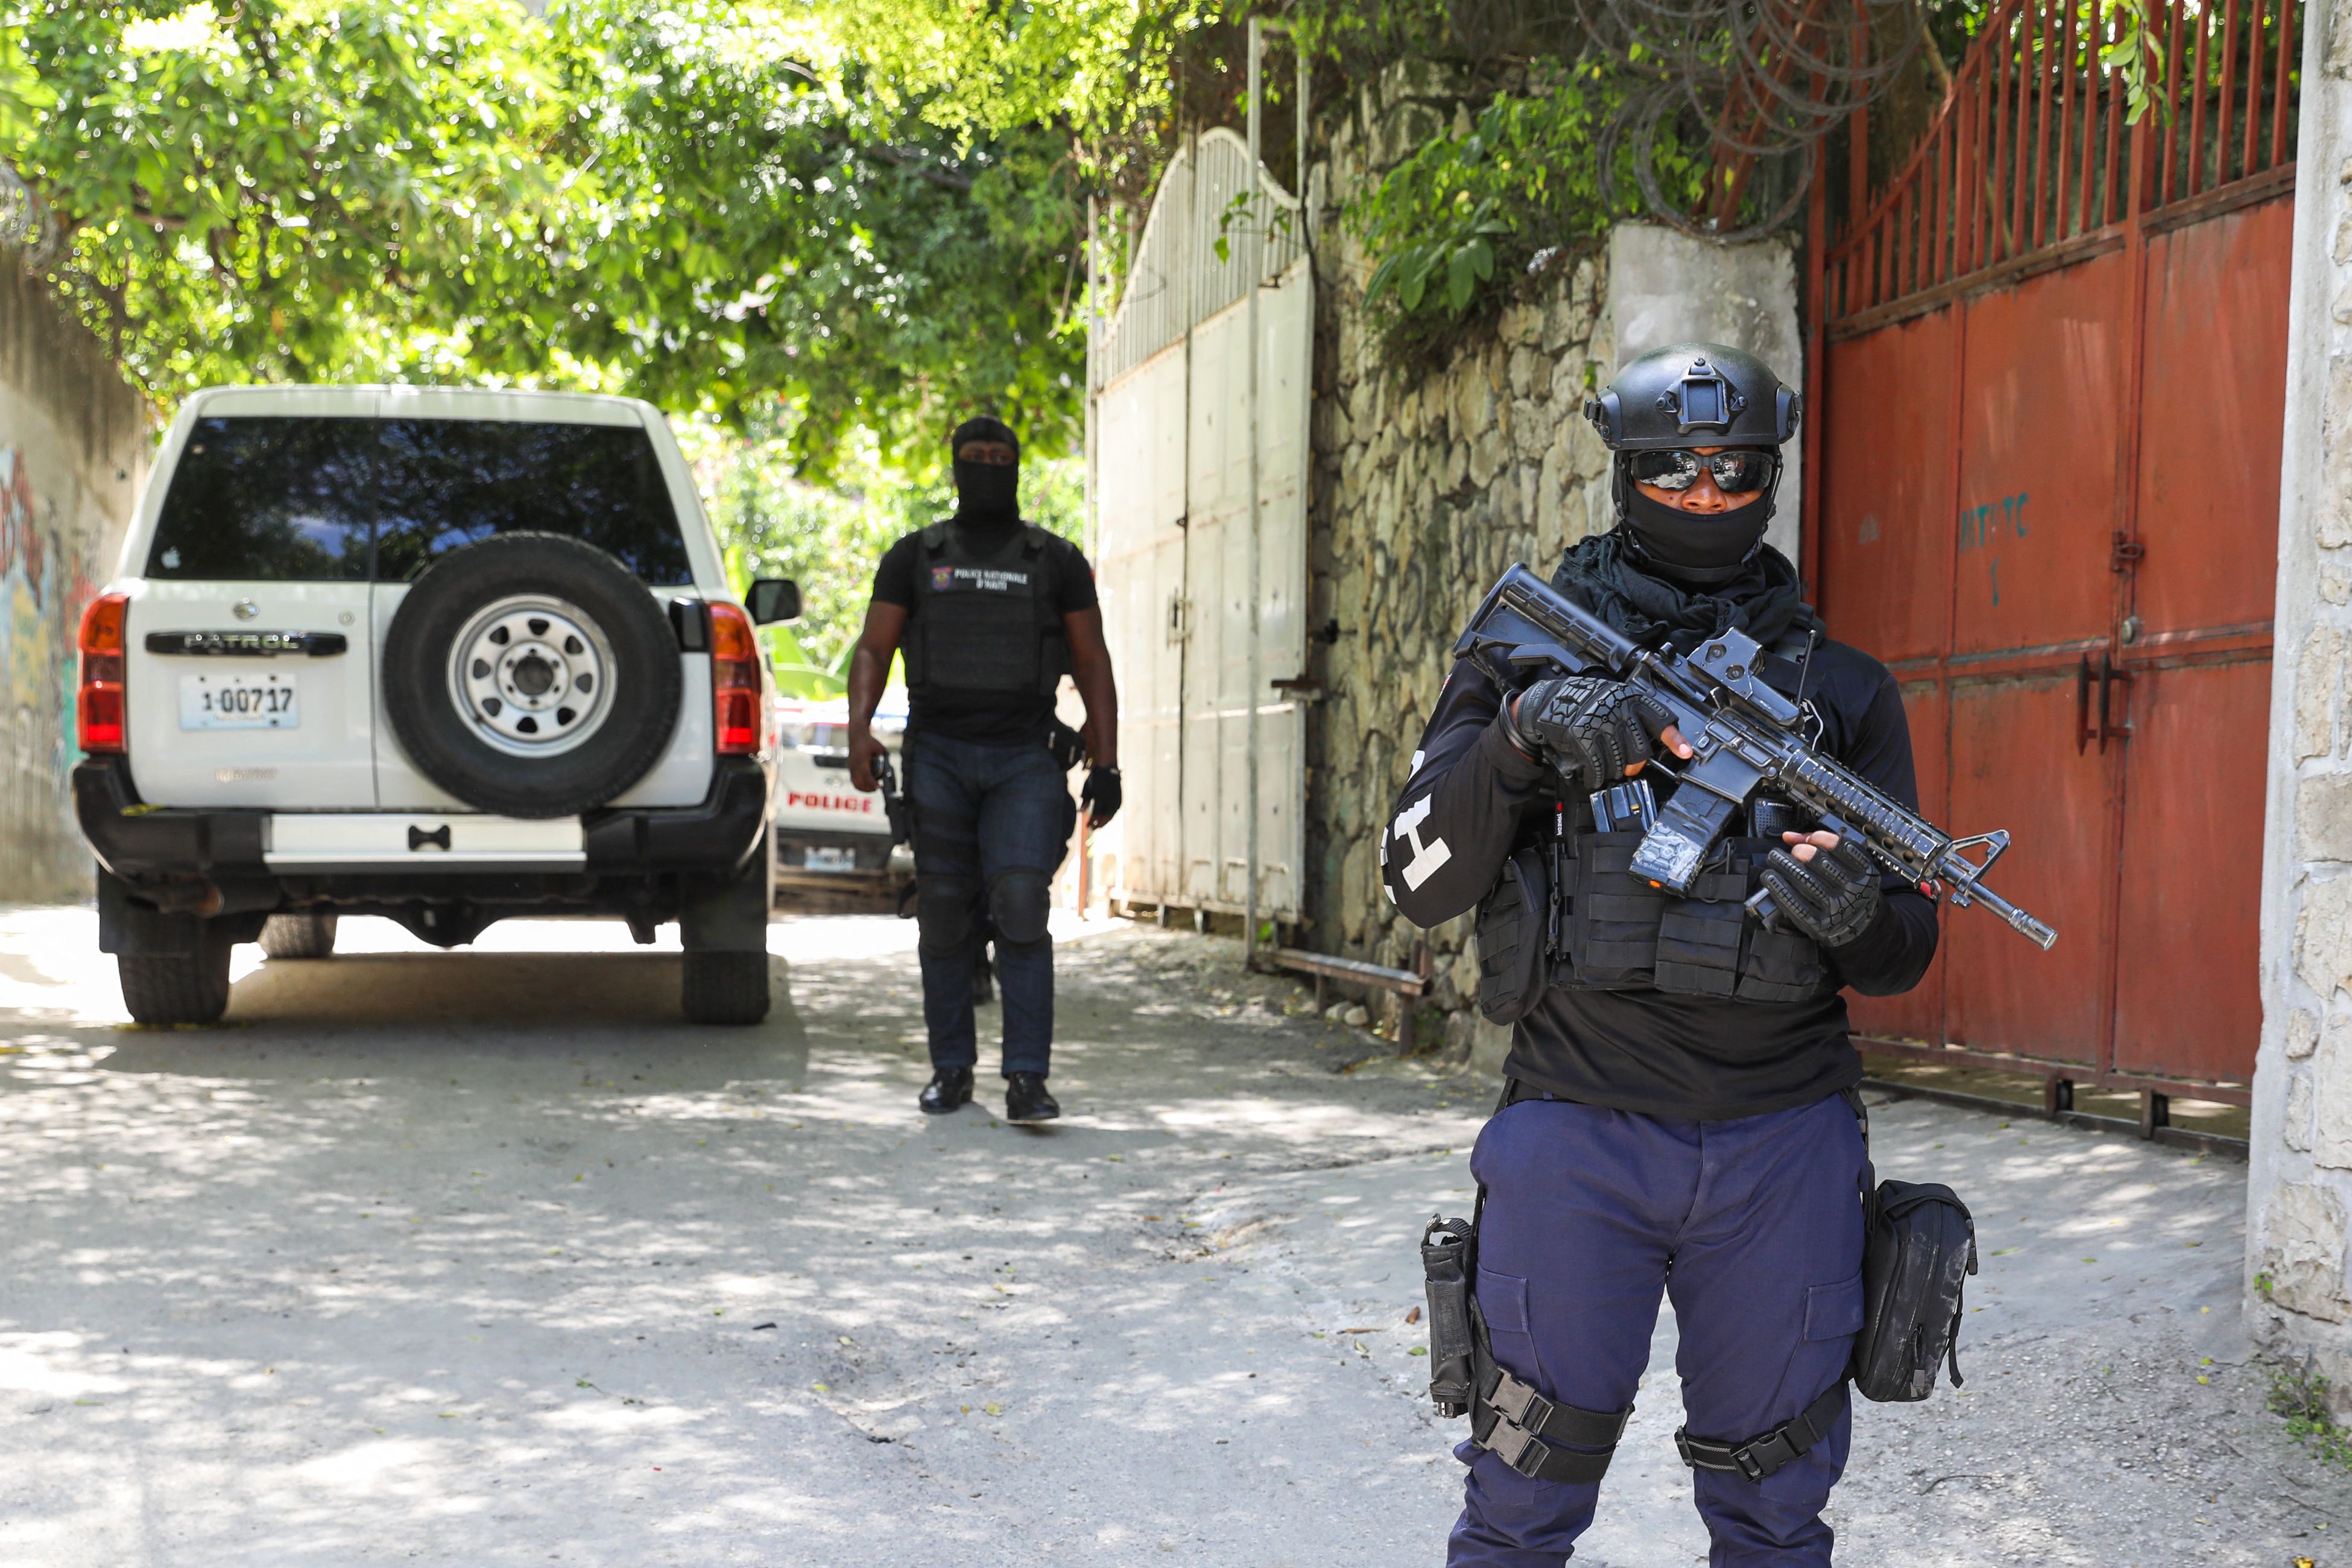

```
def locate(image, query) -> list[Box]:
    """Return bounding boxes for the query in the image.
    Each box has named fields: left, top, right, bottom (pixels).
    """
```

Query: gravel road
left=0, top=906, right=2336, bottom=1565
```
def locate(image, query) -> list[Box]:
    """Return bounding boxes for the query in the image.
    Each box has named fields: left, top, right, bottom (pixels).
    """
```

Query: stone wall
left=0, top=269, right=148, bottom=902
left=1296, top=65, right=1803, bottom=1061
left=2250, top=0, right=2352, bottom=1406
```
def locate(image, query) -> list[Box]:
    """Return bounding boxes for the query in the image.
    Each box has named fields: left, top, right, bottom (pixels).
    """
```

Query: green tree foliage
left=0, top=0, right=1089, bottom=480
left=685, top=405, right=1085, bottom=691
left=0, top=0, right=569, bottom=396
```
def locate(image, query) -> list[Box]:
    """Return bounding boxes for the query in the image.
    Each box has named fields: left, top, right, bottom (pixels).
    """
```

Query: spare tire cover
left=382, top=532, right=682, bottom=818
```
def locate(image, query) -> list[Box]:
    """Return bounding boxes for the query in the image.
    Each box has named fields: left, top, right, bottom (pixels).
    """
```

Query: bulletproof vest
left=1475, top=619, right=1834, bottom=1020
left=902, top=520, right=1072, bottom=698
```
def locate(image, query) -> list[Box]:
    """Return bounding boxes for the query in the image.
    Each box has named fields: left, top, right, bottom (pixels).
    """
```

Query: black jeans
left=906, top=733, right=1073, bottom=1076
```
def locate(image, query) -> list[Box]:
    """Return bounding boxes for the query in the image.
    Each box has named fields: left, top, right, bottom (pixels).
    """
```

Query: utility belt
left=1420, top=1086, right=1979, bottom=1484
left=1474, top=782, right=1832, bottom=1025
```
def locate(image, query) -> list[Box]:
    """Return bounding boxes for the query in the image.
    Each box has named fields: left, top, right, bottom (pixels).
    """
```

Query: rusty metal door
left=1808, top=0, right=2300, bottom=1105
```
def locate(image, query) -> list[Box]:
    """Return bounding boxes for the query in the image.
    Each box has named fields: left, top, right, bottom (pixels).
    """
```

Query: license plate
left=803, top=846, right=858, bottom=873
left=180, top=671, right=299, bottom=730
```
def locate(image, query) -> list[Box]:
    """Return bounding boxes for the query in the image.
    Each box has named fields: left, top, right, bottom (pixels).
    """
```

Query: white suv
left=74, top=386, right=798, bottom=1026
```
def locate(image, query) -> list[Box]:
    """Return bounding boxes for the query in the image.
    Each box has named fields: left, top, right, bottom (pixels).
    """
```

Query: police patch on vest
left=931, top=566, right=1032, bottom=593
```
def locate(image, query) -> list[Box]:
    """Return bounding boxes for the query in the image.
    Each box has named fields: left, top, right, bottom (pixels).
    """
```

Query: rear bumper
left=75, top=754, right=771, bottom=888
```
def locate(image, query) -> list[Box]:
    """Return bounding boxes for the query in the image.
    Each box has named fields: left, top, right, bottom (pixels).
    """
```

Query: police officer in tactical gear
left=1385, top=344, right=1938, bottom=1566
left=847, top=416, right=1122, bottom=1124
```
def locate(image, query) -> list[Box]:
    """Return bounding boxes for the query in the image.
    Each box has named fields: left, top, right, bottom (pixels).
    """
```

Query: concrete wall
left=2251, top=0, right=2352, bottom=1401
left=0, top=269, right=148, bottom=902
left=1298, top=65, right=1804, bottom=1060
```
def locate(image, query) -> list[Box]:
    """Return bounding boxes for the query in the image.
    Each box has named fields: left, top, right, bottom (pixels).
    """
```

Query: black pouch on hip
left=1473, top=850, right=1550, bottom=1024
left=1851, top=1179, right=1979, bottom=1402
left=1421, top=1215, right=1478, bottom=1417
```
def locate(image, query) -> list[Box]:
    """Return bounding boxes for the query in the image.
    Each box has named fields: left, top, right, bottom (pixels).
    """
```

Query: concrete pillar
left=1603, top=223, right=1804, bottom=565
left=2252, top=0, right=2352, bottom=1401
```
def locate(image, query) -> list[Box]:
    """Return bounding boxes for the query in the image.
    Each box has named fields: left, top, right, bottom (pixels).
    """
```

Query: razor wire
left=1573, top=0, right=1923, bottom=242
left=1430, top=0, right=1923, bottom=241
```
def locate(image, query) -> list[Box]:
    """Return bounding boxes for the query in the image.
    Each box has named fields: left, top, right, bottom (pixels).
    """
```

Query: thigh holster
left=1423, top=1203, right=1634, bottom=1486
left=1471, top=1355, right=1634, bottom=1484
left=1674, top=1378, right=1848, bottom=1483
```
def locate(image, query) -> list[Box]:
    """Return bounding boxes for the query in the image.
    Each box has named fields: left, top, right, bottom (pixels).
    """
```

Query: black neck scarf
left=950, top=508, right=1025, bottom=556
left=1550, top=526, right=1814, bottom=650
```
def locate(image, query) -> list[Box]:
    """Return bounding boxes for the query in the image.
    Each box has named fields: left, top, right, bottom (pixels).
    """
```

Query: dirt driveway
left=0, top=908, right=2333, bottom=1564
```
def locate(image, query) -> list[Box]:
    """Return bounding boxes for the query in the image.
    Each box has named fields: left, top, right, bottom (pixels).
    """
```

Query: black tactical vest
left=1475, top=621, right=1835, bottom=1022
left=902, top=520, right=1072, bottom=698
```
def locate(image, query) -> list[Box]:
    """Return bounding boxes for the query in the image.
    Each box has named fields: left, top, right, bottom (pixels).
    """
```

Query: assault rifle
left=1455, top=564, right=2058, bottom=951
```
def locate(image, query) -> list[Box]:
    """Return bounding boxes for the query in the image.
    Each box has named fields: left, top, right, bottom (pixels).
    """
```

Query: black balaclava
left=950, top=414, right=1021, bottom=525
left=1616, top=454, right=1778, bottom=588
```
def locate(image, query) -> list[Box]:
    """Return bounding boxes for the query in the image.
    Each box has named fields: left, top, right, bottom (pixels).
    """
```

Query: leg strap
left=1674, top=1378, right=1848, bottom=1483
left=1470, top=1360, right=1634, bottom=1484
left=1458, top=1190, right=1630, bottom=1485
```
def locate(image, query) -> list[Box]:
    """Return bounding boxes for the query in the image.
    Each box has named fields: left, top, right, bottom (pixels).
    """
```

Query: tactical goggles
left=1625, top=447, right=1780, bottom=495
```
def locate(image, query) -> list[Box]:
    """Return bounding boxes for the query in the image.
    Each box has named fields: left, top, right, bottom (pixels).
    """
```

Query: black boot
left=920, top=1066, right=974, bottom=1114
left=1005, top=1072, right=1060, bottom=1124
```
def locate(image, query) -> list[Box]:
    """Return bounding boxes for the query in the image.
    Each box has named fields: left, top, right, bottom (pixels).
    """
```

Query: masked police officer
left=847, top=416, right=1122, bottom=1124
left=1384, top=345, right=1939, bottom=1566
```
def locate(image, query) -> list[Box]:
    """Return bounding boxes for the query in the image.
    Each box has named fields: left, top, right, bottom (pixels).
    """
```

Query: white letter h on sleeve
left=1391, top=795, right=1452, bottom=892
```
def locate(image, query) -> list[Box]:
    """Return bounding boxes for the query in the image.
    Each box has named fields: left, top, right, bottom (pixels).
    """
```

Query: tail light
left=77, top=592, right=130, bottom=753
left=709, top=602, right=763, bottom=755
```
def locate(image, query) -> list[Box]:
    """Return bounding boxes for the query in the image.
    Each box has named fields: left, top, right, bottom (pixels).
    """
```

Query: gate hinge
left=2110, top=531, right=2146, bottom=572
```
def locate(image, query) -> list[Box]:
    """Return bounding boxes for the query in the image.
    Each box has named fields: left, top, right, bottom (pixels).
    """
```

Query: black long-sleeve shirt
left=1384, top=641, right=1939, bottom=1120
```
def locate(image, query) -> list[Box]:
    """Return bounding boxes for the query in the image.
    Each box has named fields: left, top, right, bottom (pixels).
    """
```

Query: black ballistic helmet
left=1583, top=342, right=1800, bottom=452
left=1584, top=343, right=1801, bottom=583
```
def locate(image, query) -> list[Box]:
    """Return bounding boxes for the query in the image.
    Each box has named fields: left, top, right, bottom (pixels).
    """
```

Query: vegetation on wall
left=1347, top=68, right=1702, bottom=366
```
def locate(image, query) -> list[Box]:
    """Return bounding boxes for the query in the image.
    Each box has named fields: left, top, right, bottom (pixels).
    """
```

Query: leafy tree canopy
left=0, top=0, right=1095, bottom=482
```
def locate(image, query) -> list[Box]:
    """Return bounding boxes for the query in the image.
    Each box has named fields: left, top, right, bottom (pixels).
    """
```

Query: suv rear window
left=147, top=416, right=694, bottom=586
left=147, top=417, right=375, bottom=581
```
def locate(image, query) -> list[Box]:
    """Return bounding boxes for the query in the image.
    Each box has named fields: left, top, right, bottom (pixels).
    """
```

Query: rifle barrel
left=1962, top=882, right=2058, bottom=951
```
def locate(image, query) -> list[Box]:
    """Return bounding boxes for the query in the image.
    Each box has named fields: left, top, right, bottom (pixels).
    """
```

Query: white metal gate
left=1089, top=127, right=1312, bottom=926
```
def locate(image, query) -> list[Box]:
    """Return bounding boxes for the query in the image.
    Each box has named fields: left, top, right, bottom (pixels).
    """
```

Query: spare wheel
left=382, top=533, right=681, bottom=818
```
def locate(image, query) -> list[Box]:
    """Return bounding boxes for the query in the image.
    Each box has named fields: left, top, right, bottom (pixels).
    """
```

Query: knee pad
left=916, top=875, right=982, bottom=956
left=987, top=869, right=1053, bottom=948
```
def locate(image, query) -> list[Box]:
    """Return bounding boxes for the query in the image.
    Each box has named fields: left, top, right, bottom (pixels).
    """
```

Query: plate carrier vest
left=902, top=520, right=1072, bottom=700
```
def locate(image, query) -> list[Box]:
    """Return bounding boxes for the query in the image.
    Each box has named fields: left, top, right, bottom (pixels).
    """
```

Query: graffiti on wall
left=0, top=443, right=103, bottom=892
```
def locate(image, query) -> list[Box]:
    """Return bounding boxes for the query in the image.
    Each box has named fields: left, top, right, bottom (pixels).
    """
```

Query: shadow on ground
left=94, top=953, right=812, bottom=1089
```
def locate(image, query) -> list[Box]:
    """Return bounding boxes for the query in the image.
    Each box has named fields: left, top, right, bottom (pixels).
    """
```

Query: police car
left=771, top=692, right=912, bottom=910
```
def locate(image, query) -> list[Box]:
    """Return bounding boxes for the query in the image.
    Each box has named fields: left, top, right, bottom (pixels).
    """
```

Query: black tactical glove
left=1505, top=676, right=1677, bottom=793
left=1759, top=836, right=1884, bottom=949
left=1081, top=766, right=1123, bottom=827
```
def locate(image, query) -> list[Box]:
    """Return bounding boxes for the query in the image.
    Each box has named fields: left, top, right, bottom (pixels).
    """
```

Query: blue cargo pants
left=1449, top=1090, right=1868, bottom=1567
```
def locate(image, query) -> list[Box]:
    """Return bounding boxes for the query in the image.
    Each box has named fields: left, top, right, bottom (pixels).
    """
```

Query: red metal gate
left=1804, top=0, right=2301, bottom=1106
